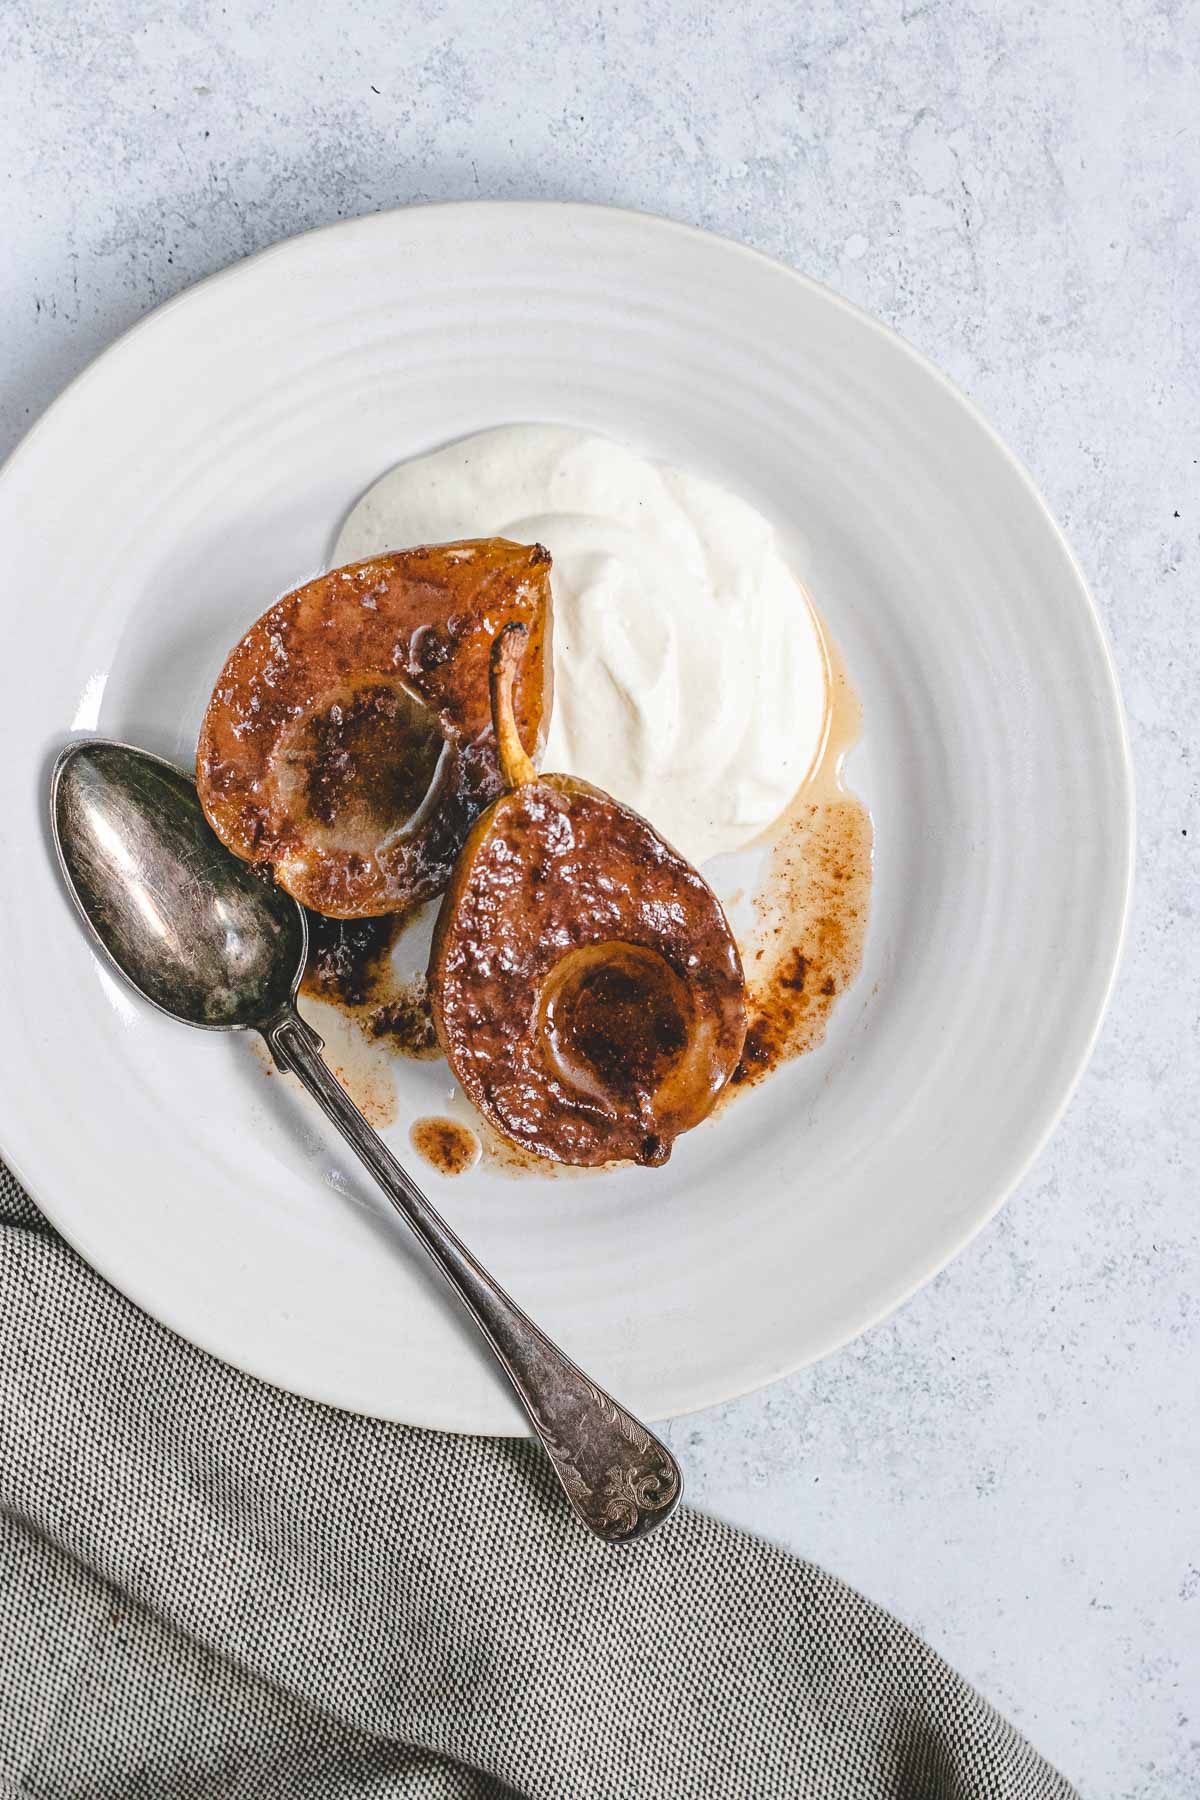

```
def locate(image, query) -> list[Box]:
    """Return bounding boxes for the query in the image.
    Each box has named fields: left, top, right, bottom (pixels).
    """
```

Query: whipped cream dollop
left=333, top=426, right=829, bottom=867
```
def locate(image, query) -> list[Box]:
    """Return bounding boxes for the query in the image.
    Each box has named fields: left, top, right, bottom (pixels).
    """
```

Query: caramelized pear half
left=429, top=627, right=747, bottom=1167
left=197, top=540, right=552, bottom=917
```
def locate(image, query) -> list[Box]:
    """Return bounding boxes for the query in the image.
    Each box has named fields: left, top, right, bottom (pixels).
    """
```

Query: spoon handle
left=264, top=1008, right=682, bottom=1543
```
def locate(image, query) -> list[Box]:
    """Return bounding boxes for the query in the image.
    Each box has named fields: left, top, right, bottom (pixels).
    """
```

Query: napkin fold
left=0, top=1166, right=1076, bottom=1799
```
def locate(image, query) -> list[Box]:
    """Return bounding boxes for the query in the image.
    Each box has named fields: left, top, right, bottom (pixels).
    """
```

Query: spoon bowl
left=53, top=740, right=305, bottom=1031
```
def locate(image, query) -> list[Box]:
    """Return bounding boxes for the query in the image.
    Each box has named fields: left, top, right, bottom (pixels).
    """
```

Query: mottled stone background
left=2, top=2, right=1196, bottom=1794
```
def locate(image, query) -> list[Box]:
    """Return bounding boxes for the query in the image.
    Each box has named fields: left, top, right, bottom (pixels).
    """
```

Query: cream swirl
left=334, top=426, right=828, bottom=866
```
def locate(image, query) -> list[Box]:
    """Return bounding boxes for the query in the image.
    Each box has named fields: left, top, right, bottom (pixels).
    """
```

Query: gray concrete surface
left=2, top=3, right=1196, bottom=1793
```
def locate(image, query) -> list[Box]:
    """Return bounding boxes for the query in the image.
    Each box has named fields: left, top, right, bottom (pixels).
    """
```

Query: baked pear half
left=429, top=626, right=747, bottom=1167
left=197, top=540, right=552, bottom=917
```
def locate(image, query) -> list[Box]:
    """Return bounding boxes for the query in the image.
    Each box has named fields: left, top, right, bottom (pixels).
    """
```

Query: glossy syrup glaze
left=428, top=774, right=747, bottom=1167
left=196, top=539, right=551, bottom=917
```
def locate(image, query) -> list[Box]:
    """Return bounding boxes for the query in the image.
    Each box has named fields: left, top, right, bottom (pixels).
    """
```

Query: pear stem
left=490, top=623, right=537, bottom=790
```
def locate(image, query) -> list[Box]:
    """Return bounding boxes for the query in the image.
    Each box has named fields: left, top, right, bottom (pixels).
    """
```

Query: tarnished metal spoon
left=51, top=738, right=681, bottom=1544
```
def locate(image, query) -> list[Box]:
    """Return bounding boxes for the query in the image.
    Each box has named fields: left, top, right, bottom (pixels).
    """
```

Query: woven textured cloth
left=0, top=1162, right=1077, bottom=1799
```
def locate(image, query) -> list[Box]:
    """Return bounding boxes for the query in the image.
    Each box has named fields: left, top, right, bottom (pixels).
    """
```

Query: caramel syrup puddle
left=410, top=1115, right=481, bottom=1176
left=286, top=906, right=437, bottom=1130
left=730, top=620, right=873, bottom=1089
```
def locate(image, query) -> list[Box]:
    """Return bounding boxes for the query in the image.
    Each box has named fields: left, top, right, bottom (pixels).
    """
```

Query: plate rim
left=0, top=200, right=1135, bottom=1431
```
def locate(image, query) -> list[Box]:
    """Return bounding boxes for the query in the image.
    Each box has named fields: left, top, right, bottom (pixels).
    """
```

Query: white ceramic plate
left=0, top=204, right=1132, bottom=1434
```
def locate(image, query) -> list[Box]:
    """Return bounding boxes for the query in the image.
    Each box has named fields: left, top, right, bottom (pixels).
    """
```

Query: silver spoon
left=51, top=738, right=682, bottom=1544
